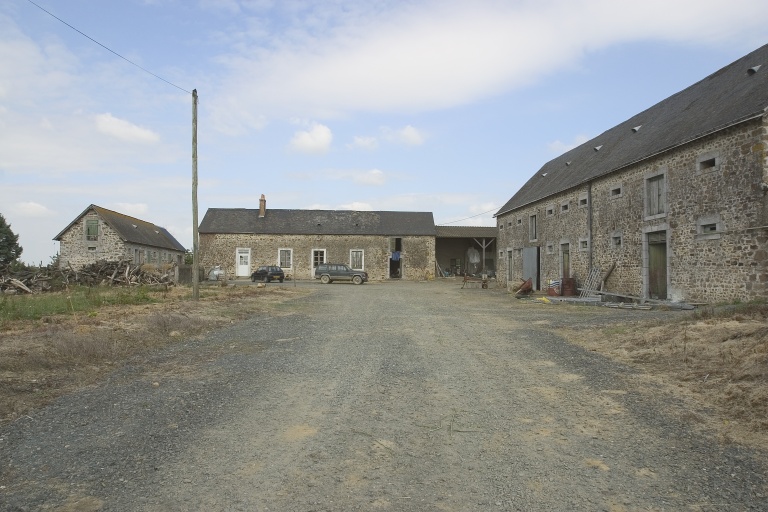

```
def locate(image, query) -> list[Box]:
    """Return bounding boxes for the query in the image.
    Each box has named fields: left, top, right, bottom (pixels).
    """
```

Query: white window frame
left=350, top=249, right=364, bottom=270
left=278, top=248, right=293, bottom=269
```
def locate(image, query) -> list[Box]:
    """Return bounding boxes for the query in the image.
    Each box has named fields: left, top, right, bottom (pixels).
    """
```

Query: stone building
left=495, top=44, right=768, bottom=303
left=54, top=205, right=186, bottom=269
left=199, top=195, right=436, bottom=281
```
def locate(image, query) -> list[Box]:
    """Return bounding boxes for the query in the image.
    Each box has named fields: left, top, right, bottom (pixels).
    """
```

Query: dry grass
left=0, top=284, right=310, bottom=425
left=563, top=303, right=768, bottom=450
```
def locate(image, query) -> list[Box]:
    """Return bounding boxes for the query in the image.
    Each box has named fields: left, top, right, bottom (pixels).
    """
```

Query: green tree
left=0, top=213, right=23, bottom=264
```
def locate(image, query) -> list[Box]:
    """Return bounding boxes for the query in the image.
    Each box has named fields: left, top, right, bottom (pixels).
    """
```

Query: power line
left=437, top=207, right=498, bottom=226
left=25, top=0, right=191, bottom=95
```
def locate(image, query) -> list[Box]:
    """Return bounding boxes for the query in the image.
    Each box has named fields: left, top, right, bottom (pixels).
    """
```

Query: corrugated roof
left=199, top=209, right=437, bottom=236
left=54, top=205, right=186, bottom=252
left=496, top=43, right=768, bottom=216
left=435, top=226, right=497, bottom=238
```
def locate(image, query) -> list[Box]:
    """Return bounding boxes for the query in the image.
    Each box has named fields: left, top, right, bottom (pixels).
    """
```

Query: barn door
left=522, top=246, right=540, bottom=290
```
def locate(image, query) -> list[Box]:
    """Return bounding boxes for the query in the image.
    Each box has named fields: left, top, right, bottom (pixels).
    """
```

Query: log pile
left=0, top=261, right=177, bottom=294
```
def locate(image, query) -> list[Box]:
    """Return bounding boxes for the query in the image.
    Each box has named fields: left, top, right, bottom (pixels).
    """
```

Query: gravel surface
left=1, top=280, right=766, bottom=511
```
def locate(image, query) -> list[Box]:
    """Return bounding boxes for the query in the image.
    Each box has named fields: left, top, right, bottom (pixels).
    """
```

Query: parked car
left=251, top=265, right=285, bottom=283
left=314, top=263, right=368, bottom=285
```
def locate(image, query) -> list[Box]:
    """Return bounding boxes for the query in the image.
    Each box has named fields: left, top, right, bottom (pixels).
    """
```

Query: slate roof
left=496, top=43, right=768, bottom=217
left=199, top=209, right=437, bottom=236
left=435, top=226, right=497, bottom=238
left=54, top=205, right=186, bottom=252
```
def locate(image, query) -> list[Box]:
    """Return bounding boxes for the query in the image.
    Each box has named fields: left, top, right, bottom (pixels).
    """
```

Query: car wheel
left=352, top=275, right=362, bottom=285
left=251, top=276, right=256, bottom=282
left=263, top=276, right=269, bottom=283
left=320, top=275, right=330, bottom=284
left=279, top=278, right=284, bottom=283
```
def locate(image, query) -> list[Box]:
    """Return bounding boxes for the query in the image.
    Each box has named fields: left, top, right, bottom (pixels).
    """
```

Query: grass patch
left=0, top=286, right=159, bottom=327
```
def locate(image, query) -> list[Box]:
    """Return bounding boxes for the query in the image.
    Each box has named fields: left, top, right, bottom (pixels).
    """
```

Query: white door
left=236, top=248, right=251, bottom=277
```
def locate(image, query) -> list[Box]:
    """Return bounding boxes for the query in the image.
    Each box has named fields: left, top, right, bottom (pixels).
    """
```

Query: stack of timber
left=0, top=261, right=177, bottom=294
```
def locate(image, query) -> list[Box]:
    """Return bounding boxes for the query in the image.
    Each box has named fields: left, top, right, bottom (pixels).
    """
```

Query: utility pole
left=192, top=89, right=199, bottom=300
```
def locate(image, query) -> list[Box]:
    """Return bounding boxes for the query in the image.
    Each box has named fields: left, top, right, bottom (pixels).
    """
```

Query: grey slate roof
left=435, top=226, right=497, bottom=238
left=54, top=205, right=186, bottom=252
left=199, top=209, right=437, bottom=236
left=496, top=43, right=768, bottom=217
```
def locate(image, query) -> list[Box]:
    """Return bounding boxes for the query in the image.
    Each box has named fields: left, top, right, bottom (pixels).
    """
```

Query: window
left=546, top=243, right=554, bottom=255
left=610, top=185, right=623, bottom=199
left=579, top=238, right=589, bottom=251
left=696, top=214, right=722, bottom=240
left=529, top=215, right=538, bottom=241
left=578, top=193, right=589, bottom=208
left=507, top=221, right=512, bottom=227
left=517, top=218, right=522, bottom=226
left=312, top=249, right=325, bottom=268
left=278, top=248, right=293, bottom=268
left=645, top=171, right=667, bottom=218
left=85, top=219, right=99, bottom=241
left=697, top=151, right=720, bottom=174
left=561, top=202, right=570, bottom=213
left=350, top=249, right=364, bottom=270
left=612, top=234, right=623, bottom=248
left=546, top=205, right=554, bottom=216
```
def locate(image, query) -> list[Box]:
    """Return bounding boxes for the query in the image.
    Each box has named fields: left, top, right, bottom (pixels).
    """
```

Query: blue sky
left=1, top=0, right=766, bottom=264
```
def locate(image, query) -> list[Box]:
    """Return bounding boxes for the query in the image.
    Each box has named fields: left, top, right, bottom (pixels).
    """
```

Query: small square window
left=508, top=221, right=512, bottom=227
left=546, top=206, right=554, bottom=216
left=546, top=243, right=554, bottom=255
left=578, top=194, right=589, bottom=208
left=517, top=218, right=522, bottom=226
left=700, top=158, right=716, bottom=170
left=701, top=223, right=717, bottom=233
left=561, top=202, right=570, bottom=213
left=610, top=185, right=623, bottom=199
left=612, top=235, right=622, bottom=247
left=579, top=239, right=588, bottom=250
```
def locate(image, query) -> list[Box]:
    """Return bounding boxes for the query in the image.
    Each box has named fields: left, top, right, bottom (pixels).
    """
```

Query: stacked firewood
left=0, top=261, right=177, bottom=294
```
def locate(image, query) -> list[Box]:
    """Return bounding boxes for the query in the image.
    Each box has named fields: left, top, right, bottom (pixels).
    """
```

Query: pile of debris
left=0, top=261, right=177, bottom=294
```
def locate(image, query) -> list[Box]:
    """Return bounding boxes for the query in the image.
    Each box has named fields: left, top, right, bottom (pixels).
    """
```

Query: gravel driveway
left=1, top=280, right=766, bottom=511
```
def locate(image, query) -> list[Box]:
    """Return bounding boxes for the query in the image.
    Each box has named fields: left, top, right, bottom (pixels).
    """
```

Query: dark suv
left=251, top=265, right=285, bottom=283
left=314, top=263, right=368, bottom=285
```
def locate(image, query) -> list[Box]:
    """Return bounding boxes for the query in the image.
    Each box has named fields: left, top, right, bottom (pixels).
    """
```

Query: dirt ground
left=1, top=280, right=766, bottom=510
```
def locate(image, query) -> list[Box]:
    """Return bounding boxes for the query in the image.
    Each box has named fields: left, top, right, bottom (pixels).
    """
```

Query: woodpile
left=0, top=261, right=177, bottom=294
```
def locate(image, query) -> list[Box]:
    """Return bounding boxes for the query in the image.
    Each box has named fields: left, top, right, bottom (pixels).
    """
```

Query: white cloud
left=548, top=134, right=591, bottom=155
left=289, top=122, right=333, bottom=153
left=349, top=136, right=378, bottom=150
left=9, top=201, right=55, bottom=218
left=208, top=0, right=768, bottom=131
left=113, top=203, right=149, bottom=216
left=95, top=113, right=160, bottom=144
left=383, top=125, right=426, bottom=146
left=353, top=169, right=386, bottom=186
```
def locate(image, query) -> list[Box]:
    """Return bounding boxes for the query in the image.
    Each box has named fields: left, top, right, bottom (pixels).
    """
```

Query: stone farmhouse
left=495, top=43, right=768, bottom=303
left=199, top=195, right=437, bottom=281
left=54, top=205, right=186, bottom=269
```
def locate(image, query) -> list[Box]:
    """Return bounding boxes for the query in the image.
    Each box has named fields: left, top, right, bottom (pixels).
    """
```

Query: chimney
left=259, top=194, right=266, bottom=218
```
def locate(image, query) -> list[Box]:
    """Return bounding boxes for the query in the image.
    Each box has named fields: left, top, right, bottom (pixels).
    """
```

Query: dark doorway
left=389, top=237, right=402, bottom=278
left=647, top=231, right=667, bottom=299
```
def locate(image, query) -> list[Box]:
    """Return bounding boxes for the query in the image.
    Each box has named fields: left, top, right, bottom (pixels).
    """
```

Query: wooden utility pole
left=192, top=89, right=199, bottom=300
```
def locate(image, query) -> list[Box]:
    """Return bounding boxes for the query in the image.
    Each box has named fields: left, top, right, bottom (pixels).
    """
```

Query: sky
left=1, top=0, right=767, bottom=265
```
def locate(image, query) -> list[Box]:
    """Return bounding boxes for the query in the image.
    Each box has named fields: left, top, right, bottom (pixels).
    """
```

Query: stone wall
left=58, top=212, right=185, bottom=269
left=199, top=233, right=435, bottom=281
left=497, top=116, right=768, bottom=303
left=58, top=213, right=127, bottom=268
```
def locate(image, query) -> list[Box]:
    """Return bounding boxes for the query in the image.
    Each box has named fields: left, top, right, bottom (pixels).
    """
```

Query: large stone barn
left=199, top=195, right=436, bottom=281
left=495, top=44, right=768, bottom=303
left=54, top=204, right=185, bottom=270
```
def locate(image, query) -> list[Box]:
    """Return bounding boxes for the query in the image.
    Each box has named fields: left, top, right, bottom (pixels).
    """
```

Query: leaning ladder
left=579, top=267, right=602, bottom=298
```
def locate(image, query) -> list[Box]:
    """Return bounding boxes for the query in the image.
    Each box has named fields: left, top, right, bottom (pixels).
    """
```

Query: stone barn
left=54, top=204, right=185, bottom=270
left=199, top=195, right=436, bottom=281
left=495, top=44, right=768, bottom=303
